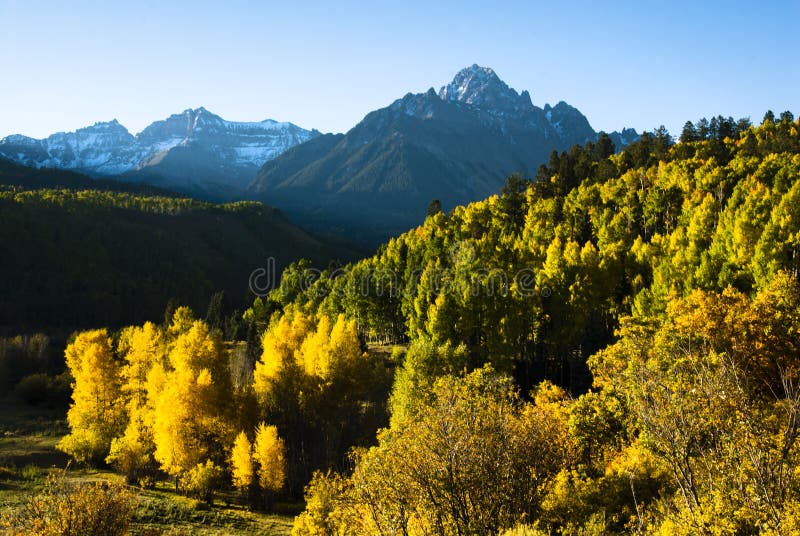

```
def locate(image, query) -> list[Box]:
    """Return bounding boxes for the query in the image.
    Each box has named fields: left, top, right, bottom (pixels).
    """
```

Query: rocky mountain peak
left=0, top=108, right=318, bottom=186
left=438, top=64, right=532, bottom=115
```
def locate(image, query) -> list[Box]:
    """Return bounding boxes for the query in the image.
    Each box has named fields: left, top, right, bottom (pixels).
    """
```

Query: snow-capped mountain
left=0, top=108, right=319, bottom=195
left=437, top=65, right=598, bottom=144
left=250, top=64, right=638, bottom=243
left=0, top=120, right=138, bottom=175
left=439, top=64, right=534, bottom=117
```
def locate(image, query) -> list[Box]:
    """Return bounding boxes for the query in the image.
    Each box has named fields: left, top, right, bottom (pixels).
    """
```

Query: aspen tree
left=253, top=422, right=286, bottom=493
left=58, top=329, right=124, bottom=463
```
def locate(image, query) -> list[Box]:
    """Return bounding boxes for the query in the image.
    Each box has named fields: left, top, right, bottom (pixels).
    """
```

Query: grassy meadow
left=0, top=399, right=295, bottom=535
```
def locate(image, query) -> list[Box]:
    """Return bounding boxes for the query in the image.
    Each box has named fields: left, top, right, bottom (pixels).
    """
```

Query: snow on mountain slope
left=439, top=64, right=533, bottom=117
left=0, top=108, right=319, bottom=188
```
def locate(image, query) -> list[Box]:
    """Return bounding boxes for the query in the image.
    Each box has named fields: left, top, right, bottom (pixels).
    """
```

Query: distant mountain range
left=0, top=108, right=318, bottom=198
left=249, top=65, right=638, bottom=242
left=1, top=65, right=638, bottom=244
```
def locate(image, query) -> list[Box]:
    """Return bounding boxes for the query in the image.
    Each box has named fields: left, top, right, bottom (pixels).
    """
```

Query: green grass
left=132, top=489, right=295, bottom=535
left=0, top=399, right=295, bottom=535
left=0, top=399, right=68, bottom=469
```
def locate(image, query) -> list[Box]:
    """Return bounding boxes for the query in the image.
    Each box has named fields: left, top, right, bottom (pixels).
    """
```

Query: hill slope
left=0, top=157, right=181, bottom=196
left=0, top=164, right=359, bottom=332
left=267, top=113, right=799, bottom=392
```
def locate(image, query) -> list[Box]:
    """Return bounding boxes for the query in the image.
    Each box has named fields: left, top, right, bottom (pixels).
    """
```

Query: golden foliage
left=183, top=460, right=224, bottom=503
left=0, top=472, right=136, bottom=536
left=254, top=312, right=313, bottom=398
left=57, top=329, right=124, bottom=463
left=324, top=368, right=576, bottom=535
left=230, top=431, right=255, bottom=491
left=151, top=320, right=232, bottom=480
left=253, top=422, right=287, bottom=493
left=291, top=470, right=358, bottom=536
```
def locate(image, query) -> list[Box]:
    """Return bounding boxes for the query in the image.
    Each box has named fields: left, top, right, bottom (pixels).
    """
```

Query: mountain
left=249, top=65, right=638, bottom=243
left=608, top=127, right=640, bottom=151
left=0, top=108, right=319, bottom=198
left=0, top=163, right=360, bottom=333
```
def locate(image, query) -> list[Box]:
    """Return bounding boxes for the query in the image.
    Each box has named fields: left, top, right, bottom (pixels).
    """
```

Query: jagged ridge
left=249, top=64, right=639, bottom=244
left=0, top=108, right=319, bottom=194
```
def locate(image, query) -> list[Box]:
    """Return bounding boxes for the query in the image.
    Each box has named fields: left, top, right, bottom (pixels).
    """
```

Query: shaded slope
left=0, top=183, right=360, bottom=333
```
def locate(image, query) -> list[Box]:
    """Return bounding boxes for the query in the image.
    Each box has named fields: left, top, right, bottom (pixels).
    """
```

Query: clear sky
left=0, top=0, right=797, bottom=139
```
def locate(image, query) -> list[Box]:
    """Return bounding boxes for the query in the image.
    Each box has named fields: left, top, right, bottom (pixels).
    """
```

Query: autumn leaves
left=57, top=310, right=289, bottom=501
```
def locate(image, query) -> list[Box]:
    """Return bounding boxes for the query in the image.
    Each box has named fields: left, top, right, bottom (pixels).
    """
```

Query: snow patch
left=0, top=108, right=317, bottom=178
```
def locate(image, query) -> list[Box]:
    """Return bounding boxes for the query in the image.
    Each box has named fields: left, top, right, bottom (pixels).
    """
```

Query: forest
left=0, top=175, right=358, bottom=333
left=3, top=111, right=800, bottom=535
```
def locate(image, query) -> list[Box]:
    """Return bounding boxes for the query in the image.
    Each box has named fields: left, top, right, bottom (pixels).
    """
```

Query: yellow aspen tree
left=151, top=320, right=232, bottom=486
left=255, top=316, right=293, bottom=385
left=151, top=365, right=197, bottom=480
left=253, top=312, right=313, bottom=400
left=230, top=431, right=255, bottom=492
left=297, top=315, right=332, bottom=379
left=253, top=422, right=287, bottom=493
left=107, top=322, right=165, bottom=482
left=57, top=329, right=125, bottom=464
left=326, top=314, right=364, bottom=379
left=119, top=322, right=165, bottom=407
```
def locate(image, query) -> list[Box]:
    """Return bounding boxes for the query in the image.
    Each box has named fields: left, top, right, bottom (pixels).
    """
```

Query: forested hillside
left=0, top=179, right=358, bottom=333
left=46, top=111, right=800, bottom=535
left=0, top=157, right=181, bottom=196
left=266, top=111, right=800, bottom=533
left=266, top=113, right=799, bottom=389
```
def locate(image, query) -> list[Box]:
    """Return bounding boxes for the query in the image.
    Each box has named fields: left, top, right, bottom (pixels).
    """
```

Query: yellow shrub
left=0, top=472, right=136, bottom=536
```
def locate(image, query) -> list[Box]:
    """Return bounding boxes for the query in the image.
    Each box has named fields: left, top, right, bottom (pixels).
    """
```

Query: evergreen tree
left=680, top=120, right=699, bottom=142
left=427, top=199, right=443, bottom=217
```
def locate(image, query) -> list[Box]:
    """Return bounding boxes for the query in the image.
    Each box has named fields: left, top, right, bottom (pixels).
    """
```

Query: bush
left=0, top=334, right=51, bottom=396
left=291, top=471, right=353, bottom=536
left=107, top=434, right=156, bottom=486
left=183, top=460, right=223, bottom=504
left=13, top=373, right=49, bottom=405
left=13, top=371, right=71, bottom=407
left=0, top=472, right=136, bottom=535
left=46, top=371, right=72, bottom=406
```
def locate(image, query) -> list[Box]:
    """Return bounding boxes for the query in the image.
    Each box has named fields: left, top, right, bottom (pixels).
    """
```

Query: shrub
left=13, top=372, right=72, bottom=407
left=291, top=471, right=353, bottom=536
left=106, top=434, right=156, bottom=486
left=13, top=373, right=49, bottom=405
left=183, top=460, right=223, bottom=504
left=0, top=472, right=136, bottom=536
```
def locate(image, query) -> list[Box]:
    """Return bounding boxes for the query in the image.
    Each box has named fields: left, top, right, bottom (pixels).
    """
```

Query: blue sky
left=0, top=1, right=797, bottom=139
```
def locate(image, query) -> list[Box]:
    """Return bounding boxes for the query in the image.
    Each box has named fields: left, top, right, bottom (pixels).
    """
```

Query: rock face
left=0, top=120, right=138, bottom=175
left=0, top=108, right=319, bottom=196
left=249, top=65, right=638, bottom=243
